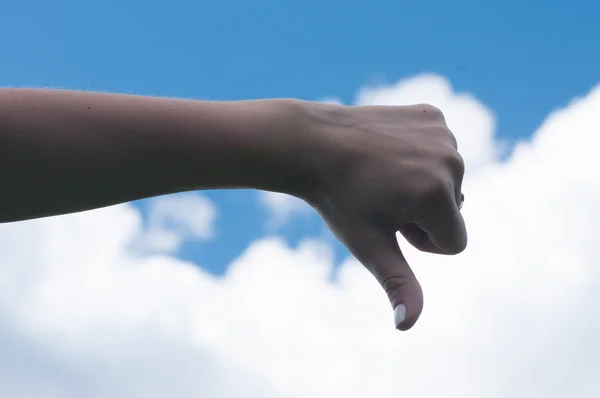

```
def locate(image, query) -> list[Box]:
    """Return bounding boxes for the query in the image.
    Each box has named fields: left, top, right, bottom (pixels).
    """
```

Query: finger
left=399, top=223, right=447, bottom=254
left=340, top=221, right=424, bottom=331
left=417, top=190, right=468, bottom=254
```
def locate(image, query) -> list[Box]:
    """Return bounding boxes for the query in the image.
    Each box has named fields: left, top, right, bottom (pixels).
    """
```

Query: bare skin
left=0, top=88, right=467, bottom=331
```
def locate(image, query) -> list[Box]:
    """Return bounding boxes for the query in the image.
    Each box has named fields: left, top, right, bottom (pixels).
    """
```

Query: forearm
left=0, top=89, right=319, bottom=222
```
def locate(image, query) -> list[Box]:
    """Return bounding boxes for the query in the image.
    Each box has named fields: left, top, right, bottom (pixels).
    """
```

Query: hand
left=300, top=102, right=467, bottom=331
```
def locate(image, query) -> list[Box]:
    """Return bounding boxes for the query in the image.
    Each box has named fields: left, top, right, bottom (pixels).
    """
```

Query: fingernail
left=393, top=304, right=407, bottom=328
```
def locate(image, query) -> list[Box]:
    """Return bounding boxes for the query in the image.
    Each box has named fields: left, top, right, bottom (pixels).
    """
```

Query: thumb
left=342, top=223, right=424, bottom=331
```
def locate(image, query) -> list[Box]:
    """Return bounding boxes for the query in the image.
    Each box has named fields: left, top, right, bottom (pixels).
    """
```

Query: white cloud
left=132, top=192, right=217, bottom=254
left=1, top=75, right=600, bottom=397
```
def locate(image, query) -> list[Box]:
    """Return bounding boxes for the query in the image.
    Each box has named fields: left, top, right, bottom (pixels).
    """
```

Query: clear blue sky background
left=2, top=0, right=599, bottom=274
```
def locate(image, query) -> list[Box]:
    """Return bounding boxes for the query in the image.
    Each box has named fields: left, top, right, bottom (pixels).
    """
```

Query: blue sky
left=2, top=0, right=599, bottom=274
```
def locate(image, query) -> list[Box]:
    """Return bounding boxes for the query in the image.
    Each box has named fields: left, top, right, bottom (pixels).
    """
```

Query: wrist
left=284, top=99, right=358, bottom=204
left=178, top=98, right=326, bottom=200
left=245, top=98, right=326, bottom=200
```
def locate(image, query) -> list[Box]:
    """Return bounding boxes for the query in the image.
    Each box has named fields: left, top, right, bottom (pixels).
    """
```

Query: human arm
left=0, top=88, right=467, bottom=331
left=0, top=89, right=317, bottom=222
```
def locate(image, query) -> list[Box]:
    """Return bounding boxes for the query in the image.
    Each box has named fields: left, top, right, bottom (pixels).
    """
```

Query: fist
left=302, top=102, right=467, bottom=331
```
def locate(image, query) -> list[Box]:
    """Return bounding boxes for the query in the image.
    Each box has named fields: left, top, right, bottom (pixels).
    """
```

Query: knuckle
left=419, top=103, right=443, bottom=116
left=432, top=125, right=457, bottom=146
left=418, top=104, right=446, bottom=122
left=416, top=172, right=449, bottom=202
left=446, top=129, right=459, bottom=149
left=441, top=150, right=465, bottom=176
left=381, top=275, right=412, bottom=301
